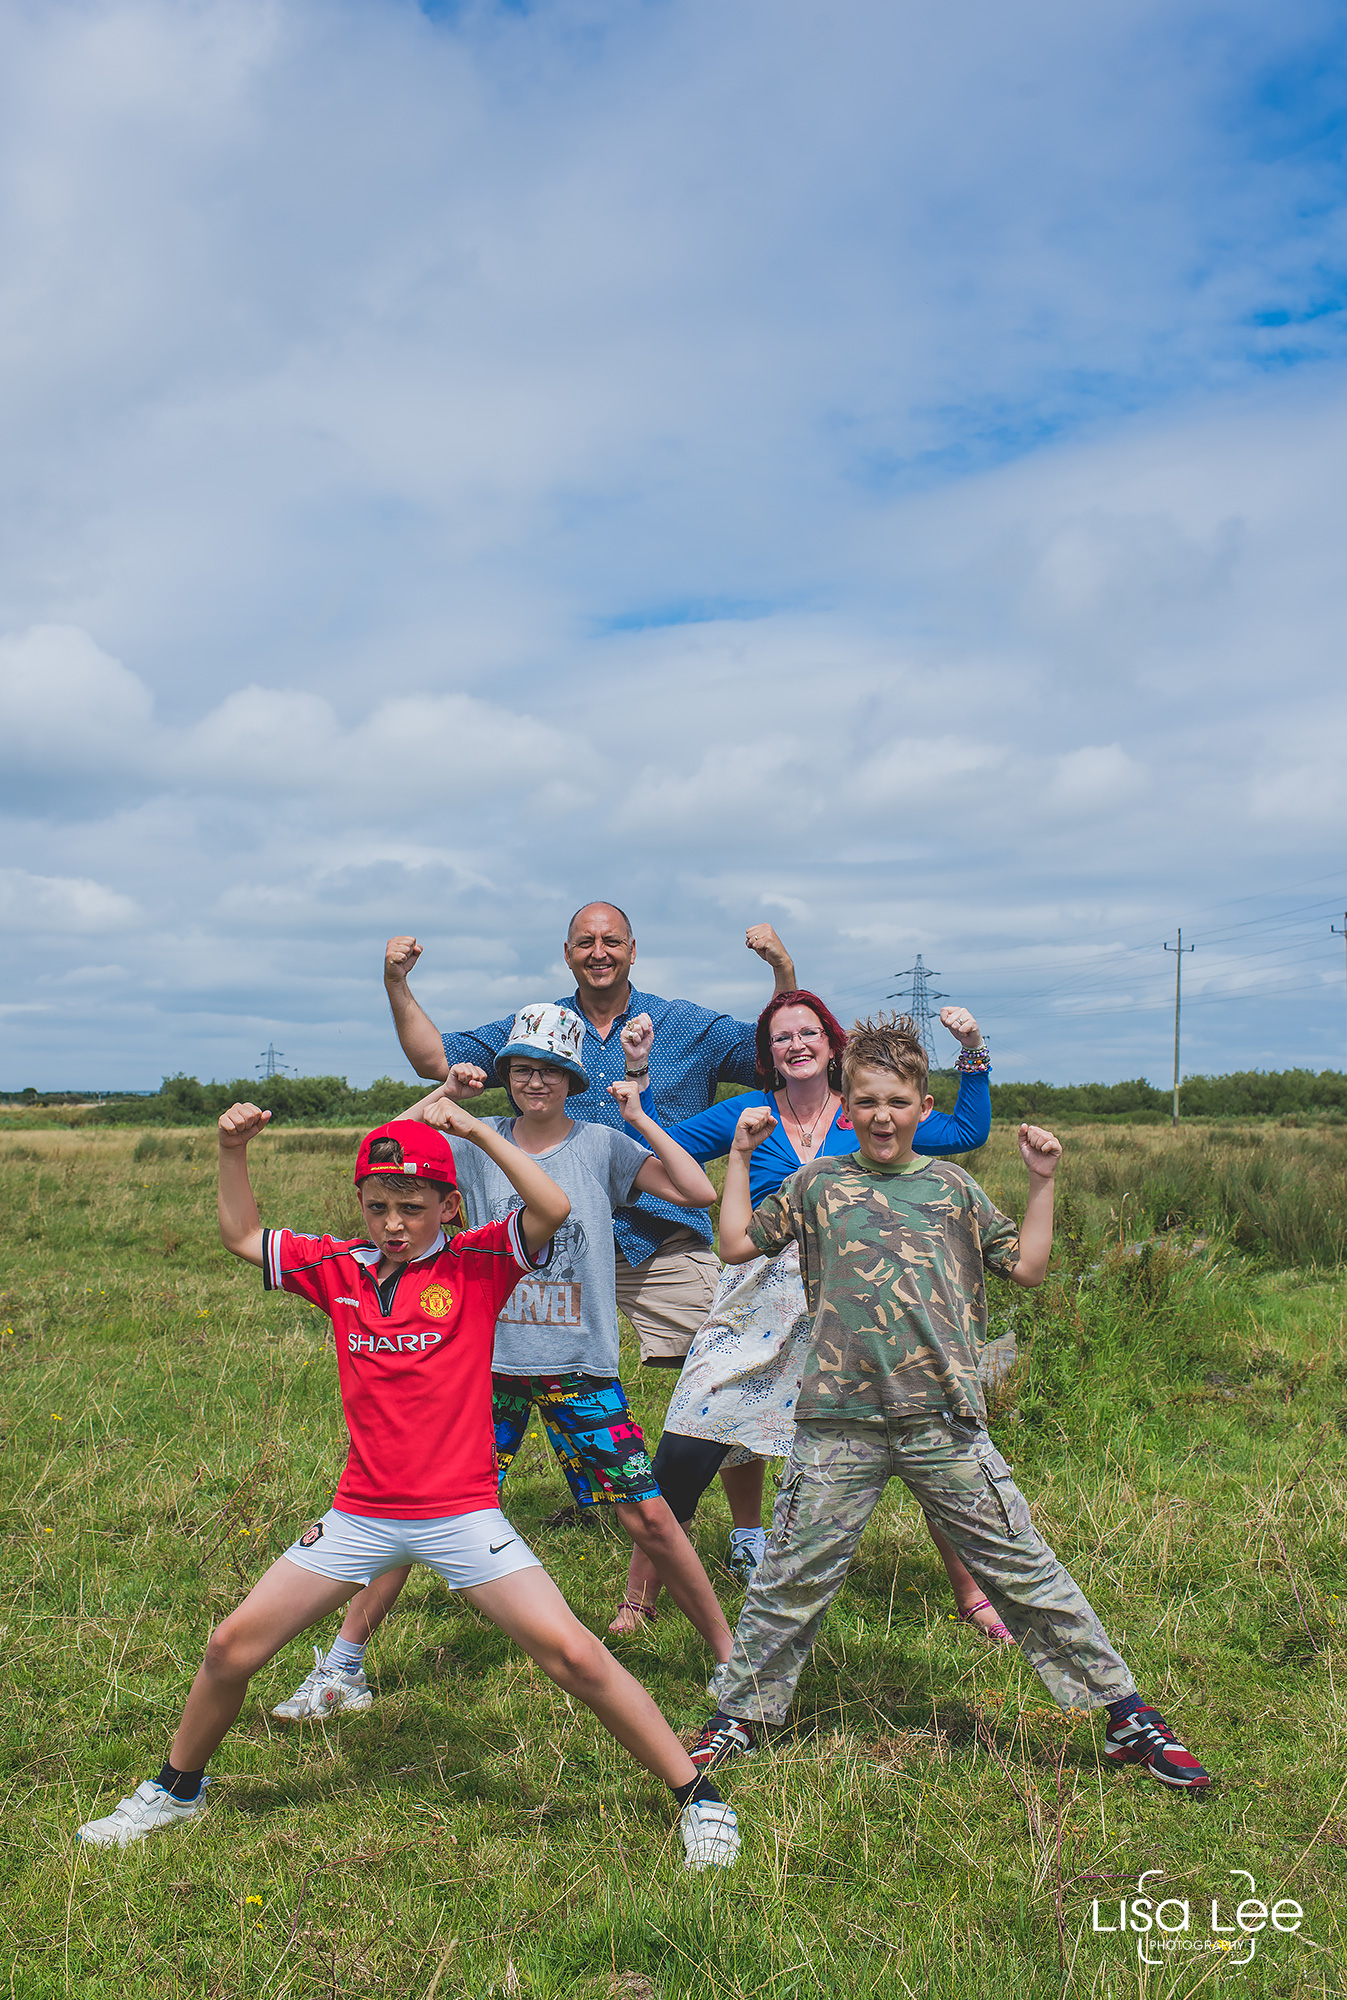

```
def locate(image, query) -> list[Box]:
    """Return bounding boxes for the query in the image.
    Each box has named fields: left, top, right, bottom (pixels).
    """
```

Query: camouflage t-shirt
left=746, top=1154, right=1022, bottom=1424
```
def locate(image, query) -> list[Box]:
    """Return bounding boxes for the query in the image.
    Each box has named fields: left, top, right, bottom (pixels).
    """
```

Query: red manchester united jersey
left=263, top=1216, right=538, bottom=1518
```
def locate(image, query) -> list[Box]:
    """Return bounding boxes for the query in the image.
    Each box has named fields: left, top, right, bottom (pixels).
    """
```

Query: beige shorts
left=615, top=1227, right=722, bottom=1365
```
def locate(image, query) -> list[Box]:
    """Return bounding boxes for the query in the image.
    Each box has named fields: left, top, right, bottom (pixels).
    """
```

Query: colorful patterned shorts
left=492, top=1373, right=661, bottom=1508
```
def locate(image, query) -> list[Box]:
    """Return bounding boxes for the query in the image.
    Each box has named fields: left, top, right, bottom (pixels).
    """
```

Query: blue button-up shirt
left=442, top=986, right=758, bottom=1264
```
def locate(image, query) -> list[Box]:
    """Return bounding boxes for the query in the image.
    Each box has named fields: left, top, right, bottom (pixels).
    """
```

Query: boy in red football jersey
left=75, top=1102, right=739, bottom=1871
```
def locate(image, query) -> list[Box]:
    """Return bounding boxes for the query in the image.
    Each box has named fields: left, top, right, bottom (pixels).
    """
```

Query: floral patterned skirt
left=662, top=1245, right=811, bottom=1459
left=661, top=1244, right=1021, bottom=1462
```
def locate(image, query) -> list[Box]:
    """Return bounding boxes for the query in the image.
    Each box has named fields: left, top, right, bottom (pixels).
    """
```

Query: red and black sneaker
left=689, top=1713, right=758, bottom=1773
left=1104, top=1705, right=1211, bottom=1789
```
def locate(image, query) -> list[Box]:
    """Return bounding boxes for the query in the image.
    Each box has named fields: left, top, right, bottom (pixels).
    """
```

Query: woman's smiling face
left=767, top=1005, right=830, bottom=1086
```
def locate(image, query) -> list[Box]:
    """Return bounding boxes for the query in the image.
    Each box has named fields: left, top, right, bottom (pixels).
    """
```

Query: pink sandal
left=958, top=1597, right=1012, bottom=1645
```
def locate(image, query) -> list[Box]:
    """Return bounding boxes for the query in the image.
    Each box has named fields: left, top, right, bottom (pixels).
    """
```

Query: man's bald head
left=563, top=903, right=637, bottom=1007
left=566, top=902, right=634, bottom=944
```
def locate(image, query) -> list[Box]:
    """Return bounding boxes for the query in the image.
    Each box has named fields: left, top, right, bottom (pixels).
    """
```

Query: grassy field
left=1, top=1121, right=1345, bottom=1998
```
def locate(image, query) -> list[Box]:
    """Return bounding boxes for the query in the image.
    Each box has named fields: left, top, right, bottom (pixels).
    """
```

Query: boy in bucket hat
left=75, top=1100, right=740, bottom=1871
left=280, top=1002, right=738, bottom=1716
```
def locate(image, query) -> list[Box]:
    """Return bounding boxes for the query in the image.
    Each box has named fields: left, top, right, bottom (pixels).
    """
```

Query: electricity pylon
left=889, top=955, right=947, bottom=1064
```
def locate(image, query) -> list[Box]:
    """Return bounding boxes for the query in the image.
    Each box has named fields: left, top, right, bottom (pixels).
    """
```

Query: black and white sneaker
left=689, top=1713, right=758, bottom=1773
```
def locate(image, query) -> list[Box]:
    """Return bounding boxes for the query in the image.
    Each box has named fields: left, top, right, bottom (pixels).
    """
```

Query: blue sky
left=3, top=0, right=1347, bottom=1089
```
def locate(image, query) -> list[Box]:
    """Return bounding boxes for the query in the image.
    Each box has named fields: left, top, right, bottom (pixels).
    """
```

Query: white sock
left=324, top=1637, right=368, bottom=1677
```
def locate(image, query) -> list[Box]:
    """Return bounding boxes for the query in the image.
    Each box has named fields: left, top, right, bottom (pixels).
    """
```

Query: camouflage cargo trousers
left=719, top=1414, right=1136, bottom=1724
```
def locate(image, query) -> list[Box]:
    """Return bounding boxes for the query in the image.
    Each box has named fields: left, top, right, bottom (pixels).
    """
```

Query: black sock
left=1106, top=1692, right=1144, bottom=1725
left=672, top=1774, right=724, bottom=1810
left=157, top=1759, right=206, bottom=1801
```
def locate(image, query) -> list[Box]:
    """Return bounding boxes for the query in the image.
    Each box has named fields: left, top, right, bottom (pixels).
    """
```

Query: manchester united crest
left=420, top=1283, right=452, bottom=1319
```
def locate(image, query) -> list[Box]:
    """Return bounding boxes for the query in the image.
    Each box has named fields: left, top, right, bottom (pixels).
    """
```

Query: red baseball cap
left=353, top=1120, right=458, bottom=1189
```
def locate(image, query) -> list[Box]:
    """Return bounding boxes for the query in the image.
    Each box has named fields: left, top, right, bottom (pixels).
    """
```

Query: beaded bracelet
left=956, top=1041, right=991, bottom=1072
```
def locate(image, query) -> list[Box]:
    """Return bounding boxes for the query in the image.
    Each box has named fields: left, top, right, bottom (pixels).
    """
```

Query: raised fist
left=385, top=936, right=422, bottom=984
left=620, top=1012, right=654, bottom=1069
left=939, top=1005, right=983, bottom=1051
left=421, top=1095, right=480, bottom=1140
left=218, top=1103, right=272, bottom=1148
left=607, top=1078, right=646, bottom=1122
left=1017, top=1123, right=1062, bottom=1178
left=745, top=923, right=789, bottom=969
left=732, top=1103, right=778, bottom=1153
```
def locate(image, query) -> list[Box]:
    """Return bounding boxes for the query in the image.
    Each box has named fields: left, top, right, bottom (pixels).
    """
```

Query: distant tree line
left=81, top=1073, right=505, bottom=1126
left=4, top=1066, right=1345, bottom=1127
left=927, top=1068, right=1347, bottom=1123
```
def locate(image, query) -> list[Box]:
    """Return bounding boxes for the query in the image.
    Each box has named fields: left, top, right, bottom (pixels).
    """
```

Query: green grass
left=2, top=1125, right=1346, bottom=1997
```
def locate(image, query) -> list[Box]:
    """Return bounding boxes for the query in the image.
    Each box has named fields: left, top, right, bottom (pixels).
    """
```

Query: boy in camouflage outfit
left=691, top=1015, right=1211, bottom=1791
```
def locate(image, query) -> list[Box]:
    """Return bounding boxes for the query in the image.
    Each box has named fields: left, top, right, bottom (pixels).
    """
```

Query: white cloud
left=0, top=867, right=141, bottom=932
left=1, top=0, right=1345, bottom=1086
left=0, top=625, right=154, bottom=772
left=1051, top=745, right=1147, bottom=812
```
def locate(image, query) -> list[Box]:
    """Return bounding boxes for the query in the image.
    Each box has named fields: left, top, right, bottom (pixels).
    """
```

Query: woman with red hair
left=611, top=989, right=1006, bottom=1646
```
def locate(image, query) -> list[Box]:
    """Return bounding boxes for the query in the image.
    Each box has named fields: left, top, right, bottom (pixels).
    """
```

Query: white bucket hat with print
left=495, top=1002, right=590, bottom=1095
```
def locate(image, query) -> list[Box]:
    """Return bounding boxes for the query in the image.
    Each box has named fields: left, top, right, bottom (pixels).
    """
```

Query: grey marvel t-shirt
left=450, top=1117, right=651, bottom=1376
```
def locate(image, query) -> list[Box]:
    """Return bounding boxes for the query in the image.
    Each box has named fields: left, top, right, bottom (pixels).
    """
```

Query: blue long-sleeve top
left=659, top=1068, right=991, bottom=1210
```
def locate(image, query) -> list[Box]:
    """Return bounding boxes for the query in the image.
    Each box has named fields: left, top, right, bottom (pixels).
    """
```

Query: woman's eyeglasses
left=769, top=1028, right=824, bottom=1049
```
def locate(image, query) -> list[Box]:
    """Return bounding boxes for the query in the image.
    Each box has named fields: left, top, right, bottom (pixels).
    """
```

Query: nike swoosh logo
left=489, top=1540, right=516, bottom=1554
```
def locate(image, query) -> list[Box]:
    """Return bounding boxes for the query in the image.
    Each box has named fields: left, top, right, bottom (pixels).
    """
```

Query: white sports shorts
left=281, top=1506, right=543, bottom=1592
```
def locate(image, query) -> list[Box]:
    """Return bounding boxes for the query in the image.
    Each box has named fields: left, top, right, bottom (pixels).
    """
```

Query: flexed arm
left=217, top=1103, right=271, bottom=1267
left=398, top=1067, right=491, bottom=1121
left=421, top=1096, right=570, bottom=1256
left=1009, top=1124, right=1062, bottom=1289
left=609, top=1080, right=718, bottom=1207
left=384, top=936, right=451, bottom=1081
left=718, top=1104, right=779, bottom=1262
left=915, top=1005, right=992, bottom=1154
left=745, top=923, right=798, bottom=996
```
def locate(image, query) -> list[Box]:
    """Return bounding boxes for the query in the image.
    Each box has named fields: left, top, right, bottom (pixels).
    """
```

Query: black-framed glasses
left=508, top=1064, right=565, bottom=1085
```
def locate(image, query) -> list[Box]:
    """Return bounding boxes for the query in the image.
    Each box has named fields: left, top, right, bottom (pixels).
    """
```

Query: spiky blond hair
left=841, top=1012, right=929, bottom=1095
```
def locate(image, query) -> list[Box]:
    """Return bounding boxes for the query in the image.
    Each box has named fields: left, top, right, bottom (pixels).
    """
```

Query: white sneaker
left=272, top=1646, right=374, bottom=1722
left=680, top=1798, right=740, bottom=1871
left=77, top=1777, right=210, bottom=1848
left=727, top=1528, right=766, bottom=1583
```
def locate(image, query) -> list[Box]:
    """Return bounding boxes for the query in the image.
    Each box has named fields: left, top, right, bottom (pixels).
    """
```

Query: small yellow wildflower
left=51, top=1413, right=62, bottom=1421
left=245, top=1894, right=263, bottom=1908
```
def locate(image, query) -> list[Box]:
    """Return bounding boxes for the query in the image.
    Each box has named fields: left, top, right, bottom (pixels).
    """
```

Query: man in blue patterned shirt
left=382, top=903, right=797, bottom=1364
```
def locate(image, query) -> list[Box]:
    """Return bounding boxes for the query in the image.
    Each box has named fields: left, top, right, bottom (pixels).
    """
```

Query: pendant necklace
left=781, top=1081, right=834, bottom=1159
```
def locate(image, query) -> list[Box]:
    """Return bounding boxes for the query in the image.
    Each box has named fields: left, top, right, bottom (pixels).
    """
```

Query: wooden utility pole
left=1164, top=929, right=1193, bottom=1129
left=1333, top=915, right=1347, bottom=1066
